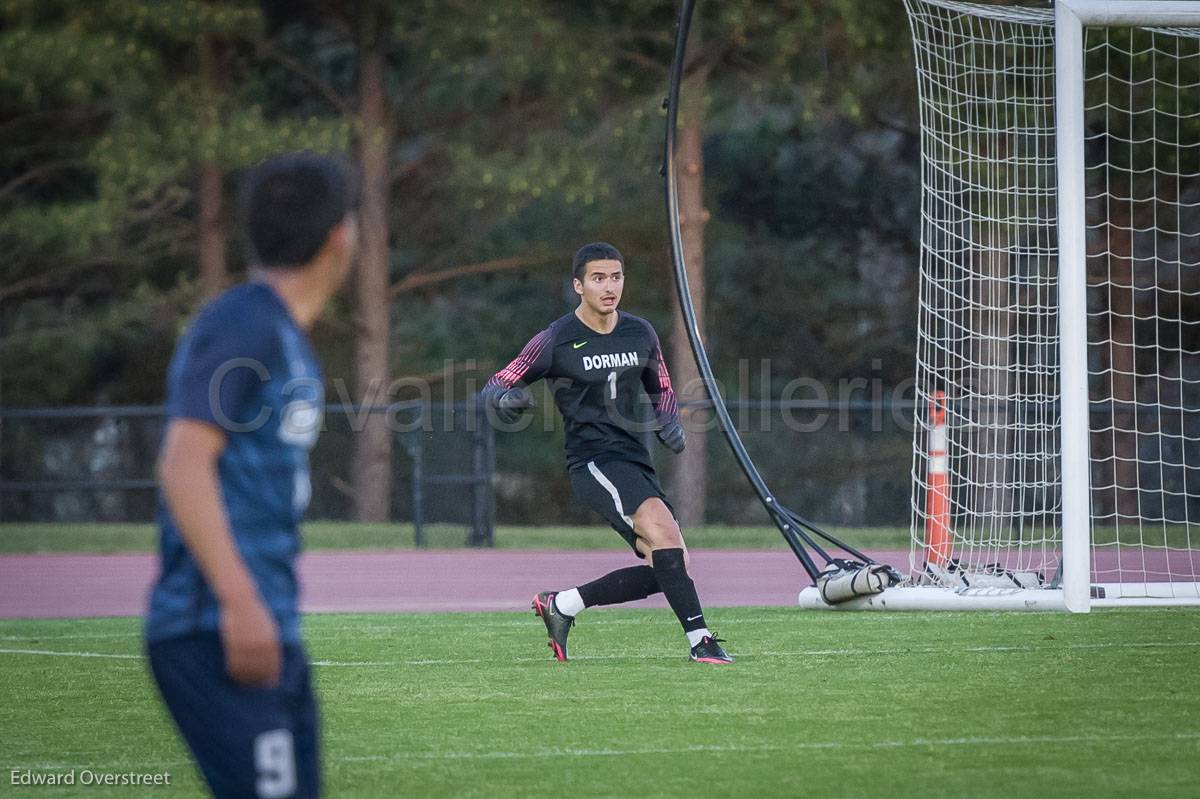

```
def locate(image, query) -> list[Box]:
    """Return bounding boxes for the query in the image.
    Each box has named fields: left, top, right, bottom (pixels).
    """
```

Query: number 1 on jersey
left=607, top=370, right=617, bottom=400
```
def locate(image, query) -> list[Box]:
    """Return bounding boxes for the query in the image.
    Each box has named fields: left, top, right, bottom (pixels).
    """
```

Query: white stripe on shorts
left=587, top=461, right=633, bottom=529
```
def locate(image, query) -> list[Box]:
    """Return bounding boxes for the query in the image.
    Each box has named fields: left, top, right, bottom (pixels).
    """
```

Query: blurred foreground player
left=481, top=242, right=731, bottom=664
left=145, top=152, right=357, bottom=798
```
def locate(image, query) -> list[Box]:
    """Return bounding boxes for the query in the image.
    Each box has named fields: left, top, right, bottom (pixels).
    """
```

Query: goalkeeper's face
left=573, top=259, right=624, bottom=317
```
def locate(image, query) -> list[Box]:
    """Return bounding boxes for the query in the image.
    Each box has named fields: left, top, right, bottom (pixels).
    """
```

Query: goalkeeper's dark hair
left=572, top=242, right=624, bottom=281
left=239, top=151, right=358, bottom=270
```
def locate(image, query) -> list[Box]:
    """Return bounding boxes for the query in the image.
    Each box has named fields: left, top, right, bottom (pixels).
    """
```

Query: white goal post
left=801, top=0, right=1200, bottom=611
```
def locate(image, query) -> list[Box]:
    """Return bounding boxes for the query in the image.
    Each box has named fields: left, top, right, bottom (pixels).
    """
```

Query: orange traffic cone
left=924, top=391, right=952, bottom=567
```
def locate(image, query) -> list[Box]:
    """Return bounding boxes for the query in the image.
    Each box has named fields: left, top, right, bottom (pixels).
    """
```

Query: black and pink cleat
left=689, top=634, right=733, bottom=664
left=532, top=591, right=574, bottom=662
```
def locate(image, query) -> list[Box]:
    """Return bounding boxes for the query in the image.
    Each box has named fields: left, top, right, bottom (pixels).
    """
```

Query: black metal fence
left=0, top=402, right=498, bottom=545
left=0, top=399, right=920, bottom=535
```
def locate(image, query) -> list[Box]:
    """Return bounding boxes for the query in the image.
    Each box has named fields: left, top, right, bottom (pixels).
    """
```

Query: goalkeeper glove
left=657, top=420, right=685, bottom=454
left=492, top=386, right=535, bottom=425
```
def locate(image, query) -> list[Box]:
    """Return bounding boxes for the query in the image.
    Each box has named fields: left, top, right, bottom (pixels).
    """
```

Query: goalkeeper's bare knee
left=632, top=498, right=687, bottom=566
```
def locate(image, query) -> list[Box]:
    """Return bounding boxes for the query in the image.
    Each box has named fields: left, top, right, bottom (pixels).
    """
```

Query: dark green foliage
left=0, top=0, right=348, bottom=404
left=1, top=0, right=927, bottom=524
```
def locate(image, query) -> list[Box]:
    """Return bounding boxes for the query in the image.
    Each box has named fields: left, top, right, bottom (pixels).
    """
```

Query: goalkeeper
left=481, top=242, right=731, bottom=665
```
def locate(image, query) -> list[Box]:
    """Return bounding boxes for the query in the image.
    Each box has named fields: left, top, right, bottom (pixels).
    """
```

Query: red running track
left=0, top=549, right=889, bottom=620
left=4, top=548, right=1182, bottom=619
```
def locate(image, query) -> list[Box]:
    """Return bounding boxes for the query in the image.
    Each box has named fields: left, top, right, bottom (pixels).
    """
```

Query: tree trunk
left=351, top=44, right=393, bottom=522
left=971, top=231, right=1014, bottom=522
left=1100, top=216, right=1138, bottom=521
left=198, top=164, right=225, bottom=298
left=197, top=34, right=225, bottom=298
left=668, top=36, right=709, bottom=528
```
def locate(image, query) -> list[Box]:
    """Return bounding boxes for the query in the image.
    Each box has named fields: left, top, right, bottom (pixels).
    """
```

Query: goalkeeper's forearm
left=479, top=381, right=508, bottom=409
left=657, top=417, right=685, bottom=453
left=480, top=381, right=534, bottom=424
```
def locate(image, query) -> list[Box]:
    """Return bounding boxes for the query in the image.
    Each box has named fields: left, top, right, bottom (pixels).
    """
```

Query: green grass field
left=6, top=522, right=1188, bottom=556
left=0, top=523, right=912, bottom=554
left=1, top=608, right=1197, bottom=797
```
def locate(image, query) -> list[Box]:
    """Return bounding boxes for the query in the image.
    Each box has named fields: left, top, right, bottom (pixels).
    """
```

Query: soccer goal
left=802, top=0, right=1200, bottom=612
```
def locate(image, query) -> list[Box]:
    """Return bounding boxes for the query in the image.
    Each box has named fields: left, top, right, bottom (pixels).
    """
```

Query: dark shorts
left=569, top=459, right=675, bottom=557
left=147, top=633, right=320, bottom=799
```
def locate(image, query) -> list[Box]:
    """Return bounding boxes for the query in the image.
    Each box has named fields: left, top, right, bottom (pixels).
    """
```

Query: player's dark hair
left=572, top=242, right=624, bottom=281
left=239, top=151, right=358, bottom=269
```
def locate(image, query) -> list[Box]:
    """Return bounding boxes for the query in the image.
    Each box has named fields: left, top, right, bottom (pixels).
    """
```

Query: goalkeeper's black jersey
left=483, top=311, right=679, bottom=471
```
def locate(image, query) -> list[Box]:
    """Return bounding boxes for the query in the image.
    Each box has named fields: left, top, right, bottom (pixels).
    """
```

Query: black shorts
left=148, top=633, right=320, bottom=798
left=569, top=459, right=675, bottom=557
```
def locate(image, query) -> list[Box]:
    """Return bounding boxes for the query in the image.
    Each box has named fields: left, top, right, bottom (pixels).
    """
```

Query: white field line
left=338, top=731, right=1200, bottom=763
left=0, top=607, right=1175, bottom=639
left=12, top=761, right=193, bottom=771
left=2, top=640, right=1198, bottom=667
left=0, top=648, right=142, bottom=660
left=0, top=632, right=139, bottom=641
left=0, top=620, right=688, bottom=642
left=0, top=618, right=742, bottom=639
left=13, top=731, right=1200, bottom=772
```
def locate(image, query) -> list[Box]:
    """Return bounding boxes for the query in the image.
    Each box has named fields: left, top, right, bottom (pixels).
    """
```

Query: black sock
left=651, top=548, right=707, bottom=633
left=576, top=566, right=659, bottom=608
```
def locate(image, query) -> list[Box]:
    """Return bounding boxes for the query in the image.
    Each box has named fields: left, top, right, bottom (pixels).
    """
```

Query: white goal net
left=903, top=0, right=1200, bottom=608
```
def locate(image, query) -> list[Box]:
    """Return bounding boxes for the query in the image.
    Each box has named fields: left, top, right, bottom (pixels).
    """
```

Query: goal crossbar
left=1060, top=0, right=1200, bottom=28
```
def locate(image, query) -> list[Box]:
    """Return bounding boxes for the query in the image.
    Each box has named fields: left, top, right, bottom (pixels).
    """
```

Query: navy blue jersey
left=146, top=282, right=323, bottom=644
left=483, top=311, right=678, bottom=471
